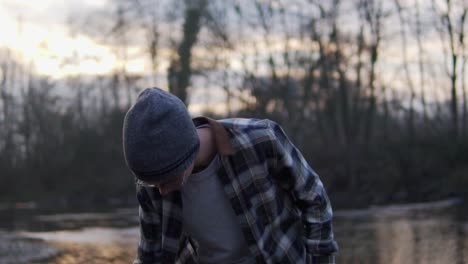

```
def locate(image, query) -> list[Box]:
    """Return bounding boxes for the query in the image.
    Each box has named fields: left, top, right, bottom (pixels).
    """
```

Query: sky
left=0, top=0, right=417, bottom=78
left=0, top=0, right=149, bottom=78
left=0, top=0, right=460, bottom=114
left=0, top=0, right=227, bottom=113
left=0, top=0, right=268, bottom=114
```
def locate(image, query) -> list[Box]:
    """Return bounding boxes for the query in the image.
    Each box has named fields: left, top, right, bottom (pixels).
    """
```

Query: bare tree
left=432, top=0, right=468, bottom=139
left=459, top=4, right=468, bottom=137
left=168, top=0, right=208, bottom=105
left=394, top=0, right=417, bottom=143
left=0, top=50, right=16, bottom=163
left=414, top=0, right=430, bottom=131
left=359, top=0, right=384, bottom=144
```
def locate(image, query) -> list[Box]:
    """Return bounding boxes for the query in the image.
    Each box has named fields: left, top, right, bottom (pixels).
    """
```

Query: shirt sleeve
left=267, top=120, right=338, bottom=263
left=134, top=182, right=164, bottom=264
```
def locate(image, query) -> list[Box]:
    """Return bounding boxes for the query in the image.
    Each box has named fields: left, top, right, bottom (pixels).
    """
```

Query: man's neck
left=193, top=127, right=217, bottom=173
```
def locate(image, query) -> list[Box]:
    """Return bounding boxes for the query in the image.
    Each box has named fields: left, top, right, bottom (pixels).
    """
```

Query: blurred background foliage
left=0, top=0, right=468, bottom=209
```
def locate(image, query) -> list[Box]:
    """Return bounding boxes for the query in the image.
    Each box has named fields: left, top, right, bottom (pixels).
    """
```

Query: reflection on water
left=32, top=239, right=137, bottom=264
left=21, top=226, right=138, bottom=245
left=377, top=218, right=459, bottom=263
left=0, top=199, right=466, bottom=263
left=335, top=199, right=467, bottom=264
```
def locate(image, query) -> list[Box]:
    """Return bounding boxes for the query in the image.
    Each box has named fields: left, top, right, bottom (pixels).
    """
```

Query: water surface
left=0, top=199, right=466, bottom=263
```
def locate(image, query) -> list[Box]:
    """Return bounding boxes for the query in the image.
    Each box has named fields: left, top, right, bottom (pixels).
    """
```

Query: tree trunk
left=168, top=0, right=207, bottom=106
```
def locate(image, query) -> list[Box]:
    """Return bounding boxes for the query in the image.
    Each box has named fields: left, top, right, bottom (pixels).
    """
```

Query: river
left=0, top=199, right=466, bottom=263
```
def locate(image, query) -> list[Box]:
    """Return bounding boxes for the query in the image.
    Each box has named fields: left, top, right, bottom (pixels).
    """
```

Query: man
left=123, top=87, right=338, bottom=264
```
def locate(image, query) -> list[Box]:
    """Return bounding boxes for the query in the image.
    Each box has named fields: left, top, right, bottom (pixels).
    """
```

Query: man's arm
left=134, top=183, right=163, bottom=264
left=267, top=120, right=338, bottom=263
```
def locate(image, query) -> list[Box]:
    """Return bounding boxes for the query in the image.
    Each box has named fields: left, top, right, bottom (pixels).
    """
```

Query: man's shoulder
left=218, top=117, right=276, bottom=131
left=217, top=118, right=281, bottom=148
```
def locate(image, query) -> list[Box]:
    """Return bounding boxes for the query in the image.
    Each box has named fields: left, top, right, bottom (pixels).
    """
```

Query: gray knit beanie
left=122, top=87, right=200, bottom=183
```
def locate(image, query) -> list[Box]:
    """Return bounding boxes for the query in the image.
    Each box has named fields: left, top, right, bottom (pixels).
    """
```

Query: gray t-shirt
left=181, top=153, right=254, bottom=264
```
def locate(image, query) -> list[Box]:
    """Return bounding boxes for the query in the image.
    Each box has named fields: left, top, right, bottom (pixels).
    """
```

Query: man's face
left=139, top=163, right=194, bottom=195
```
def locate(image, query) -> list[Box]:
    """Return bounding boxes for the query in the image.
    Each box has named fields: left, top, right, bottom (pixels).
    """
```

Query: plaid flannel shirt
left=134, top=117, right=338, bottom=264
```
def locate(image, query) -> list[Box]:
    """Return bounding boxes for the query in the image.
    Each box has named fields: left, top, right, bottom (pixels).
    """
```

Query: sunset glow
left=0, top=0, right=150, bottom=78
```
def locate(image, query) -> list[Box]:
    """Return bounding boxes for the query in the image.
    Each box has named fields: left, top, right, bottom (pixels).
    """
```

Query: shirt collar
left=192, top=116, right=234, bottom=155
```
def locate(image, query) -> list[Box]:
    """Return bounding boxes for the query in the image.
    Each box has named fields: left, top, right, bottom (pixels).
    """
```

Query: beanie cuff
left=132, top=141, right=200, bottom=183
